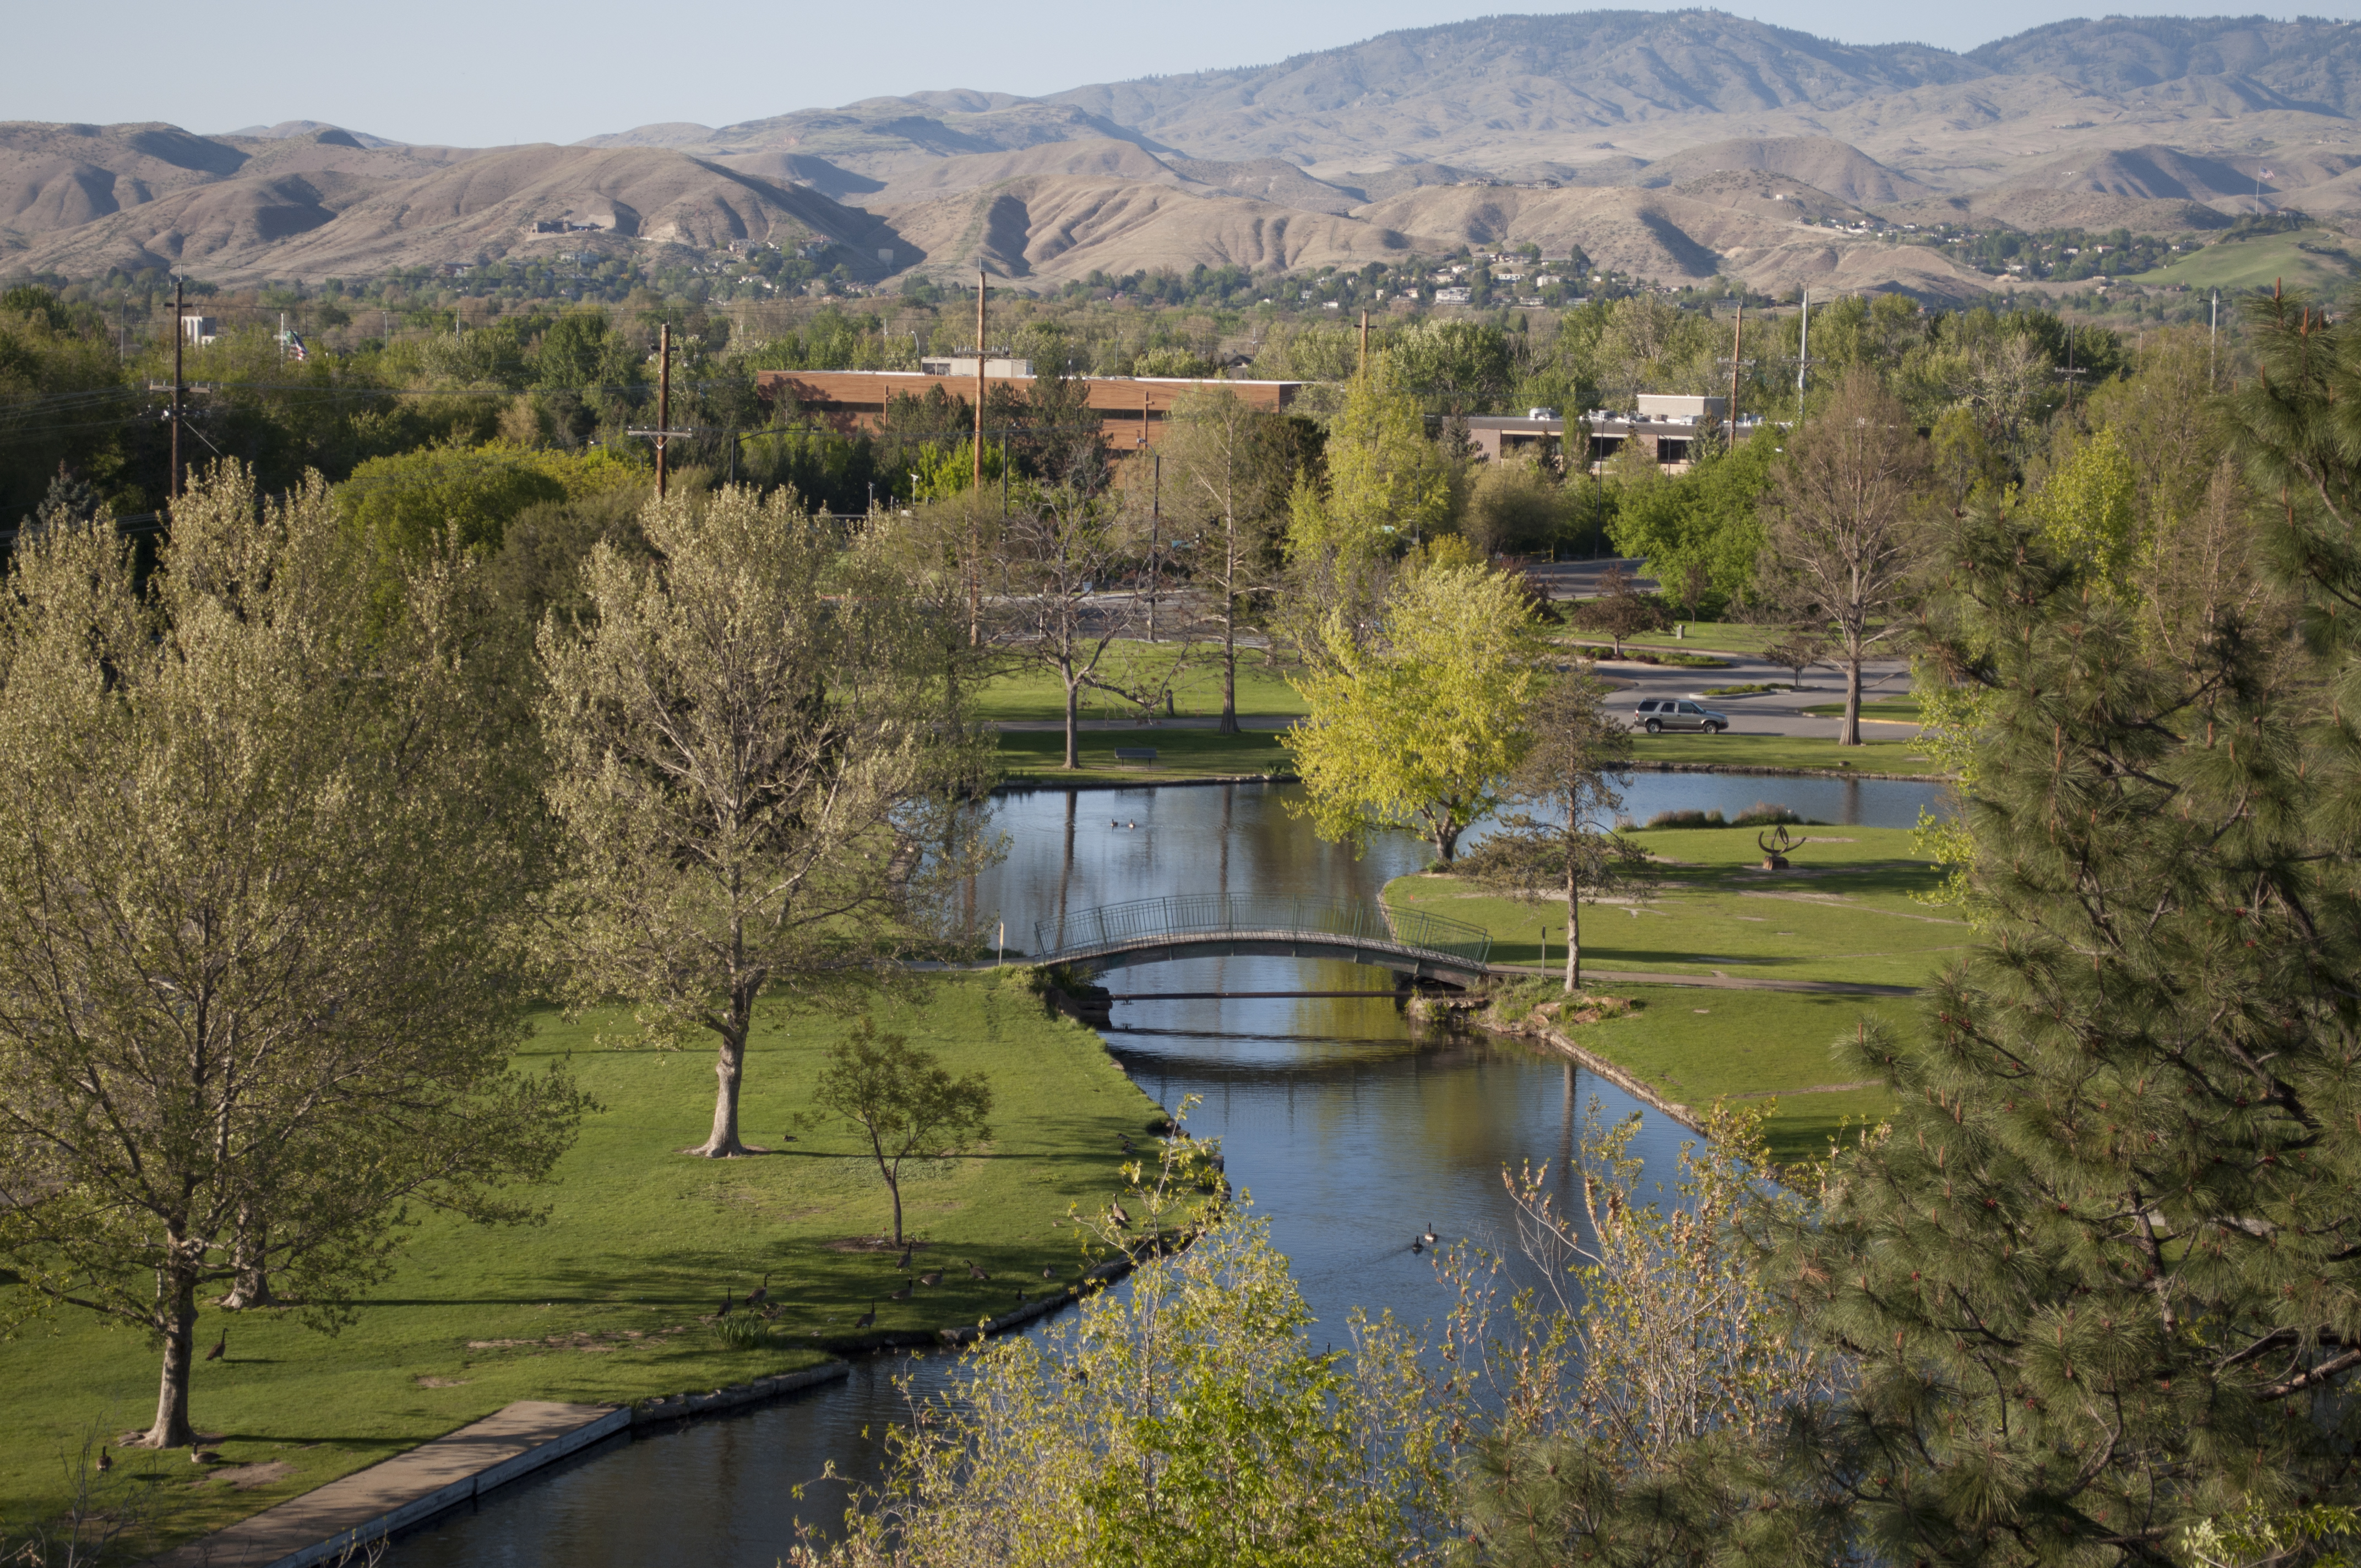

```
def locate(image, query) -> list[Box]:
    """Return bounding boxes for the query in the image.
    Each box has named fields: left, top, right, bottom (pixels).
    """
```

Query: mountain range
left=8, top=10, right=2361, bottom=300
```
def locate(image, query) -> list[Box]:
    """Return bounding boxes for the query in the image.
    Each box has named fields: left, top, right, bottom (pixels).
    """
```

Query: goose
left=890, top=1280, right=913, bottom=1302
left=1410, top=1240, right=1424, bottom=1256
left=1109, top=1199, right=1133, bottom=1229
left=189, top=1449, right=220, bottom=1466
left=919, top=1270, right=943, bottom=1287
left=744, top=1272, right=772, bottom=1309
left=204, top=1331, right=226, bottom=1363
left=853, top=1301, right=877, bottom=1329
left=967, top=1261, right=989, bottom=1281
left=1014, top=1289, right=1027, bottom=1304
left=1041, top=1266, right=1057, bottom=1280
left=896, top=1245, right=913, bottom=1271
left=1421, top=1223, right=1439, bottom=1246
left=95, top=1447, right=112, bottom=1474
left=716, top=1294, right=733, bottom=1319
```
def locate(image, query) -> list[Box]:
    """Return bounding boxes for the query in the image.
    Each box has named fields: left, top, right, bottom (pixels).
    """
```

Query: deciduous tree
left=1758, top=368, right=1929, bottom=744
left=539, top=485, right=986, bottom=1158
left=808, top=1020, right=993, bottom=1248
left=0, top=465, right=583, bottom=1451
left=1458, top=671, right=1645, bottom=990
left=1286, top=559, right=1548, bottom=864
left=1160, top=388, right=1289, bottom=733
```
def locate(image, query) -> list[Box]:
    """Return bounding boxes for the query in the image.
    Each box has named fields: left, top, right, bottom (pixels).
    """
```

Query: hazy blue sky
left=19, top=1, right=2361, bottom=148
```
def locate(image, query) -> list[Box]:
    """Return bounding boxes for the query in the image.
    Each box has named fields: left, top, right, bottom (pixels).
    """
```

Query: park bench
left=1112, top=747, right=1158, bottom=766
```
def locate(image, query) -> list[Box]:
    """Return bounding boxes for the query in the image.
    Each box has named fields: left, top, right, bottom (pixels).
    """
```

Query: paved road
left=1585, top=650, right=1917, bottom=741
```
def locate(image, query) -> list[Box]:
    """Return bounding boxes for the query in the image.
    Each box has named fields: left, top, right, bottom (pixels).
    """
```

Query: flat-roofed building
left=754, top=369, right=1304, bottom=452
left=1461, top=407, right=1766, bottom=475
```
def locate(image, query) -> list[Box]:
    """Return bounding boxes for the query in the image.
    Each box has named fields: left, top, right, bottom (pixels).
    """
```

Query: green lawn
left=1630, top=732, right=1947, bottom=775
left=1611, top=622, right=1788, bottom=655
left=2119, top=229, right=2358, bottom=296
left=1392, top=826, right=1959, bottom=988
left=1800, top=699, right=1923, bottom=722
left=995, top=727, right=1294, bottom=785
left=0, top=977, right=1159, bottom=1552
left=1390, top=827, right=1950, bottom=1161
left=1541, top=986, right=1914, bottom=1163
left=975, top=647, right=1307, bottom=724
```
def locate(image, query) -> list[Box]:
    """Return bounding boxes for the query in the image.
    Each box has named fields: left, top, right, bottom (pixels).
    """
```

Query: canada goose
left=716, top=1294, right=733, bottom=1319
left=853, top=1301, right=877, bottom=1329
left=1410, top=1240, right=1424, bottom=1256
left=890, top=1280, right=912, bottom=1302
left=919, top=1270, right=942, bottom=1287
left=1109, top=1200, right=1133, bottom=1229
left=1118, top=1135, right=1136, bottom=1153
left=896, top=1245, right=913, bottom=1270
left=1421, top=1223, right=1439, bottom=1246
left=95, top=1447, right=112, bottom=1474
left=189, top=1449, right=220, bottom=1466
left=967, top=1261, right=989, bottom=1281
left=204, top=1331, right=225, bottom=1363
left=744, top=1272, right=771, bottom=1309
left=1014, top=1289, right=1027, bottom=1304
left=1042, top=1266, right=1056, bottom=1280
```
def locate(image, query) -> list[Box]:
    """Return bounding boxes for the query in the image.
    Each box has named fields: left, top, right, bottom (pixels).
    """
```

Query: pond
left=390, top=774, right=1944, bottom=1565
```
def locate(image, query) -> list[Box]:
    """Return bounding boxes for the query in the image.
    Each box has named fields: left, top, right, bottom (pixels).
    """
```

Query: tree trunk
left=697, top=1025, right=750, bottom=1157
left=1434, top=821, right=1461, bottom=864
left=1839, top=655, right=1864, bottom=747
left=1064, top=674, right=1081, bottom=770
left=1218, top=601, right=1239, bottom=736
left=146, top=1250, right=198, bottom=1449
left=219, top=1201, right=276, bottom=1309
left=1565, top=876, right=1583, bottom=993
left=886, top=1168, right=905, bottom=1246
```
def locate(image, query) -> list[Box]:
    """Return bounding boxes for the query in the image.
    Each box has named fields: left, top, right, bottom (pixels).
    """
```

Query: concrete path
left=149, top=1401, right=624, bottom=1568
left=1490, top=963, right=1921, bottom=997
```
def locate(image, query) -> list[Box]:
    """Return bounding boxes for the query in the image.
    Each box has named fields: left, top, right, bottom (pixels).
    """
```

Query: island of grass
left=1387, top=824, right=1954, bottom=1161
left=1628, top=732, right=1947, bottom=776
left=0, top=974, right=1160, bottom=1556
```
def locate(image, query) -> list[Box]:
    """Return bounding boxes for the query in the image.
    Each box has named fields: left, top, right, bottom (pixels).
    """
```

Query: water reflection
left=392, top=776, right=1939, bottom=1566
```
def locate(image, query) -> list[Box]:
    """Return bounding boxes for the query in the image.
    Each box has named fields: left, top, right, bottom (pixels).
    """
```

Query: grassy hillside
left=2121, top=228, right=2358, bottom=295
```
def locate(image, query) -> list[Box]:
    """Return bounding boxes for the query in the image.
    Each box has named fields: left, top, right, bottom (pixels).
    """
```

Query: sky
left=17, top=0, right=2361, bottom=148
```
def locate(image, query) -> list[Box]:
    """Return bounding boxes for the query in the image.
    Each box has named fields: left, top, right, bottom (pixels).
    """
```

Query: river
left=391, top=772, right=1941, bottom=1566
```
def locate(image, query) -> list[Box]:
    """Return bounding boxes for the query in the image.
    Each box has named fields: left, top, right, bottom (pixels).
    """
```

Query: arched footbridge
left=1033, top=894, right=1493, bottom=986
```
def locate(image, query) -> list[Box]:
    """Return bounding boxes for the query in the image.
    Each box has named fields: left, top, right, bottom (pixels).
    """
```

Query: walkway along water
left=384, top=775, right=1943, bottom=1566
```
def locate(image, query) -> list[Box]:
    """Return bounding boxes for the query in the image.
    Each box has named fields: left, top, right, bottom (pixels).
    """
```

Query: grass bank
left=995, top=727, right=1294, bottom=786
left=1505, top=983, right=1913, bottom=1163
left=974, top=650, right=1307, bottom=725
left=0, top=976, right=1159, bottom=1553
left=1629, top=732, right=1947, bottom=775
left=1390, top=826, right=1952, bottom=1159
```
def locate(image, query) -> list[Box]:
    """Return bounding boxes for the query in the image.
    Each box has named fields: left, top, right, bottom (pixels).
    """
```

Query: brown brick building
left=753, top=369, right=1305, bottom=453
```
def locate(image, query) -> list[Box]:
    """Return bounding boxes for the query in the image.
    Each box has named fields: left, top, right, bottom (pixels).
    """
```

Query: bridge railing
left=1035, top=894, right=1492, bottom=970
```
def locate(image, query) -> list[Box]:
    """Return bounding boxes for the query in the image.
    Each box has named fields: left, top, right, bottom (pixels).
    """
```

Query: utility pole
left=1358, top=311, right=1370, bottom=377
left=971, top=269, right=987, bottom=646
left=2060, top=322, right=2086, bottom=414
left=1147, top=453, right=1161, bottom=644
left=1797, top=288, right=1810, bottom=406
left=656, top=322, right=671, bottom=499
left=1726, top=296, right=1744, bottom=445
left=2210, top=288, right=2220, bottom=391
left=169, top=276, right=184, bottom=502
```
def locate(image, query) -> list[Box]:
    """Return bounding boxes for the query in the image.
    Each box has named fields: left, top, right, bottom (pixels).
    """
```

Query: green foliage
left=1307, top=352, right=1450, bottom=558
left=1607, top=424, right=1780, bottom=614
left=2027, top=424, right=2141, bottom=592
left=1753, top=498, right=2361, bottom=1563
left=793, top=1211, right=1455, bottom=1568
left=0, top=464, right=581, bottom=1449
left=1286, top=559, right=1549, bottom=863
left=338, top=440, right=642, bottom=560
left=808, top=1018, right=994, bottom=1246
